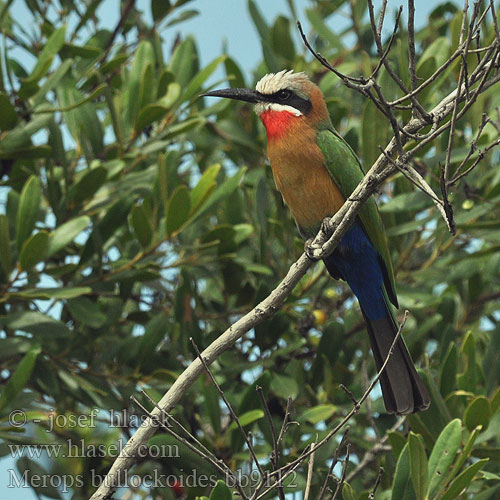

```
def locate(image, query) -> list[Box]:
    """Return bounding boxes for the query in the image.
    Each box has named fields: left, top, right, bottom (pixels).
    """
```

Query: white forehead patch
left=256, top=70, right=309, bottom=95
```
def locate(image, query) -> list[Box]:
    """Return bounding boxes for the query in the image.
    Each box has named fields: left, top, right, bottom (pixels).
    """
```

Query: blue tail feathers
left=323, top=222, right=431, bottom=414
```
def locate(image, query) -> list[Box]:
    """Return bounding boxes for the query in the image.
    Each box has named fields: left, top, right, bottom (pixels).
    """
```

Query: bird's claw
left=320, top=217, right=332, bottom=236
left=305, top=239, right=323, bottom=261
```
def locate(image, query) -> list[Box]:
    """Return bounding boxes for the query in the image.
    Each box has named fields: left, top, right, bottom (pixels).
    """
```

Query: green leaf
left=416, top=37, right=451, bottom=79
left=9, top=287, right=91, bottom=300
left=157, top=68, right=175, bottom=97
left=137, top=314, right=167, bottom=367
left=129, top=204, right=153, bottom=248
left=47, top=216, right=90, bottom=256
left=452, top=425, right=482, bottom=480
left=386, top=216, right=433, bottom=237
left=165, top=9, right=198, bottom=27
left=209, top=480, right=232, bottom=500
left=458, top=331, right=480, bottom=392
left=69, top=166, right=108, bottom=206
left=270, top=373, right=299, bottom=399
left=125, top=41, right=155, bottom=132
left=472, top=483, right=500, bottom=500
left=0, top=345, right=41, bottom=411
left=16, top=176, right=41, bottom=251
left=80, top=197, right=133, bottom=264
left=35, top=82, right=106, bottom=113
left=134, top=83, right=181, bottom=131
left=440, top=342, right=458, bottom=396
left=182, top=55, right=226, bottom=103
left=0, top=311, right=69, bottom=337
left=388, top=431, right=408, bottom=459
left=248, top=0, right=279, bottom=71
left=19, top=26, right=66, bottom=99
left=227, top=409, right=264, bottom=432
left=248, top=0, right=269, bottom=41
left=166, top=185, right=191, bottom=236
left=164, top=116, right=206, bottom=139
left=408, top=432, right=428, bottom=500
left=204, top=379, right=221, bottom=434
left=362, top=99, right=390, bottom=169
left=169, top=36, right=198, bottom=87
left=0, top=214, right=12, bottom=276
left=31, top=58, right=72, bottom=106
left=65, top=297, right=106, bottom=328
left=224, top=57, right=245, bottom=88
left=194, top=167, right=246, bottom=219
left=156, top=152, right=168, bottom=207
left=464, top=396, right=491, bottom=432
left=0, top=114, right=52, bottom=153
left=380, top=191, right=430, bottom=213
left=151, top=0, right=171, bottom=22
left=19, top=231, right=49, bottom=271
left=305, top=8, right=344, bottom=51
left=60, top=43, right=101, bottom=59
left=0, top=92, right=17, bottom=130
left=271, top=16, right=295, bottom=62
left=190, top=164, right=221, bottom=213
left=300, top=404, right=336, bottom=424
left=56, top=76, right=104, bottom=154
left=159, top=81, right=182, bottom=108
left=342, top=482, right=357, bottom=500
left=440, top=459, right=489, bottom=500
left=392, top=443, right=413, bottom=500
left=0, top=145, right=52, bottom=160
left=427, top=418, right=462, bottom=498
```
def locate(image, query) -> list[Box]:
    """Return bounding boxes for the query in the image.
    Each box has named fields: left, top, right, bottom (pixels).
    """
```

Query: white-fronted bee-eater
left=204, top=70, right=430, bottom=415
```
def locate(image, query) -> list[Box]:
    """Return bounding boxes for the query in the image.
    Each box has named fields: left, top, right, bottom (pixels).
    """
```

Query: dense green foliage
left=0, top=1, right=499, bottom=499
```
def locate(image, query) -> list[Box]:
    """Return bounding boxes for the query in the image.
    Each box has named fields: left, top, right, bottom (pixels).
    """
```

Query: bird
left=203, top=70, right=430, bottom=415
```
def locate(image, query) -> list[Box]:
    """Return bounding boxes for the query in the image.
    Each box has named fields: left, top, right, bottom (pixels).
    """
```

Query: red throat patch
left=260, top=110, right=297, bottom=140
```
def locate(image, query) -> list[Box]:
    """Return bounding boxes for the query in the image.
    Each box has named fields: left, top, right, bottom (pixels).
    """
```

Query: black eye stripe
left=258, top=89, right=312, bottom=115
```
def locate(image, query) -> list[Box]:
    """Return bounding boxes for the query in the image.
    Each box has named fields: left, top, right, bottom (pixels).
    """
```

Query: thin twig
left=318, top=428, right=350, bottom=500
left=451, top=137, right=500, bottom=185
left=256, top=386, right=285, bottom=500
left=140, top=389, right=211, bottom=459
left=277, top=397, right=294, bottom=446
left=303, top=442, right=316, bottom=500
left=297, top=21, right=371, bottom=88
left=490, top=0, right=500, bottom=42
left=251, top=444, right=315, bottom=500
left=331, top=444, right=350, bottom=500
left=370, top=80, right=404, bottom=153
left=377, top=0, right=388, bottom=39
left=367, top=1, right=431, bottom=121
left=408, top=0, right=418, bottom=97
left=339, top=384, right=359, bottom=409
left=131, top=395, right=248, bottom=499
left=369, top=5, right=401, bottom=81
left=368, top=467, right=385, bottom=499
left=442, top=1, right=472, bottom=192
left=378, top=147, right=455, bottom=234
left=346, top=415, right=405, bottom=482
left=99, top=0, right=136, bottom=64
left=190, top=338, right=265, bottom=476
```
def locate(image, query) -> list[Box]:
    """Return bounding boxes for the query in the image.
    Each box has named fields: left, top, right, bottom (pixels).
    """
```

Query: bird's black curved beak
left=202, top=88, right=262, bottom=104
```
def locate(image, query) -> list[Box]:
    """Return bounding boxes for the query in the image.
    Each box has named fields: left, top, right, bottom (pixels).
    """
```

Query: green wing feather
left=316, top=128, right=398, bottom=306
